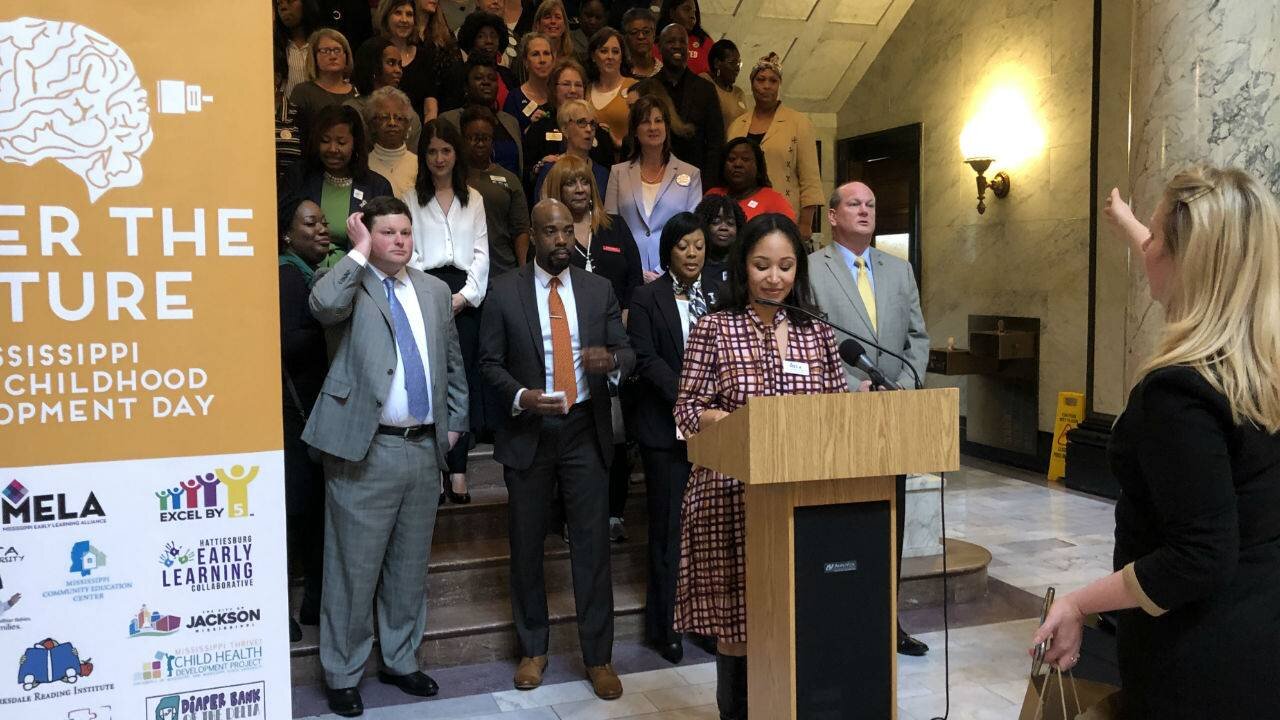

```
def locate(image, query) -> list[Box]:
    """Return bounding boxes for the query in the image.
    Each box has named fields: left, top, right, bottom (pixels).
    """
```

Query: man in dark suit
left=303, top=197, right=469, bottom=717
left=809, top=181, right=932, bottom=656
left=479, top=198, right=636, bottom=699
left=633, top=23, right=726, bottom=185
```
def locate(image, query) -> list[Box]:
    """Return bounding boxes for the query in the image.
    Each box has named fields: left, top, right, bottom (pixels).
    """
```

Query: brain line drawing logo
left=0, top=17, right=154, bottom=202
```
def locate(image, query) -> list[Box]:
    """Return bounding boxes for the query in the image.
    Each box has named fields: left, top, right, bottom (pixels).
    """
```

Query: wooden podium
left=687, top=389, right=960, bottom=719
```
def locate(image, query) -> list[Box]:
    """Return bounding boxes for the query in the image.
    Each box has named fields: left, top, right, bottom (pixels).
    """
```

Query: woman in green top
left=281, top=104, right=394, bottom=265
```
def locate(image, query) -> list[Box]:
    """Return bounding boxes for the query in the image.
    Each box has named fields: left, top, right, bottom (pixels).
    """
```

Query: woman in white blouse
left=405, top=119, right=489, bottom=504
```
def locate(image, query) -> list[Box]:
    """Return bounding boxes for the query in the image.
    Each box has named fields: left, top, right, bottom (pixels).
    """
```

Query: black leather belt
left=376, top=424, right=434, bottom=438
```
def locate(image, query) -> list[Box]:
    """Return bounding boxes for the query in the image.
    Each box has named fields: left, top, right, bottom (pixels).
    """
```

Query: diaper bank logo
left=0, top=17, right=215, bottom=203
left=147, top=681, right=264, bottom=720
left=154, top=465, right=258, bottom=523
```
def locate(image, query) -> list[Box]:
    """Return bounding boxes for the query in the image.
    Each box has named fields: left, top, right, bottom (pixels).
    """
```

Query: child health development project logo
left=155, top=465, right=257, bottom=523
left=133, top=640, right=263, bottom=685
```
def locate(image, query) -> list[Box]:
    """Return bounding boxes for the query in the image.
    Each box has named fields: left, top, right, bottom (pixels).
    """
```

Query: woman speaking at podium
left=673, top=213, right=847, bottom=719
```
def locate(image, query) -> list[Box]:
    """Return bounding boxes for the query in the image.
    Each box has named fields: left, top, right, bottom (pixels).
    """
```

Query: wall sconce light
left=964, top=157, right=1010, bottom=214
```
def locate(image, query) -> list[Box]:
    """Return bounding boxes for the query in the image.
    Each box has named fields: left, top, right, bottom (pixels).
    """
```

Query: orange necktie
left=548, top=277, right=577, bottom=407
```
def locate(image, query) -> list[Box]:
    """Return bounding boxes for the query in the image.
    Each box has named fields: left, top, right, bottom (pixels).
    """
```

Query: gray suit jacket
left=809, top=244, right=930, bottom=390
left=302, top=254, right=469, bottom=464
left=478, top=264, right=636, bottom=471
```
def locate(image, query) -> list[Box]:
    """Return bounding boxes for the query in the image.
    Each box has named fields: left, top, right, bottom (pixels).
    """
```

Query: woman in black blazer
left=1033, top=166, right=1280, bottom=719
left=276, top=195, right=333, bottom=642
left=627, top=211, right=722, bottom=664
left=543, top=153, right=642, bottom=541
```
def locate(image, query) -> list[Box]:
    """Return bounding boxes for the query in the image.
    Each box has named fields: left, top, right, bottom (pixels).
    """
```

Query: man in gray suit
left=479, top=199, right=635, bottom=699
left=809, top=180, right=932, bottom=656
left=303, top=197, right=469, bottom=717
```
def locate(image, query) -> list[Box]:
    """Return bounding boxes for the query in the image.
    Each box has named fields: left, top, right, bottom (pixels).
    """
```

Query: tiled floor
left=298, top=460, right=1119, bottom=720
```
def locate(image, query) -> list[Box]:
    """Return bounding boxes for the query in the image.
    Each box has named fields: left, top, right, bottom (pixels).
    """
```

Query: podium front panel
left=794, top=501, right=893, bottom=719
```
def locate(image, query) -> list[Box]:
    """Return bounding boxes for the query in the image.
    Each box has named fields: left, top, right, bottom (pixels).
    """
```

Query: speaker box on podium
left=687, top=388, right=960, bottom=719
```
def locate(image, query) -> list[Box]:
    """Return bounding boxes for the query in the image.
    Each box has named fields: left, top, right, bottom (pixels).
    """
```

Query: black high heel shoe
left=445, top=473, right=471, bottom=505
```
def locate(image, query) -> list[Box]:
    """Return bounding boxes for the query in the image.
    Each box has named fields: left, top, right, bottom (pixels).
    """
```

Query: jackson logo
left=146, top=681, right=265, bottom=720
left=1, top=480, right=106, bottom=532
left=188, top=606, right=261, bottom=633
left=133, top=641, right=263, bottom=685
left=154, top=465, right=257, bottom=523
left=160, top=537, right=253, bottom=593
left=130, top=604, right=183, bottom=638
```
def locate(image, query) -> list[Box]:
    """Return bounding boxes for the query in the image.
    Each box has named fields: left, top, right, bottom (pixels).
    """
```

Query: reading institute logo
left=2, top=480, right=106, bottom=532
left=16, top=638, right=93, bottom=691
left=154, top=465, right=257, bottom=523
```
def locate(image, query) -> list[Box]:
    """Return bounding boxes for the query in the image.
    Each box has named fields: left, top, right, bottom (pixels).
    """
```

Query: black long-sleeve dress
left=1108, top=366, right=1280, bottom=718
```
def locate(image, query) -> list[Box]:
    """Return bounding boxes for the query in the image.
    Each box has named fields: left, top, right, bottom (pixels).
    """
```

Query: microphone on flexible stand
left=754, top=297, right=922, bottom=390
left=838, top=339, right=901, bottom=391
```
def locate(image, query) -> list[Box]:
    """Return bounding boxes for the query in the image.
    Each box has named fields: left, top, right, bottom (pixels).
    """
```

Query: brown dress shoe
left=513, top=656, right=548, bottom=690
left=586, top=664, right=623, bottom=700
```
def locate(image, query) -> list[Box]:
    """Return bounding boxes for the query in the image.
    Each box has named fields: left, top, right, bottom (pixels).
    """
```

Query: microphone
left=755, top=298, right=923, bottom=389
left=839, top=339, right=901, bottom=391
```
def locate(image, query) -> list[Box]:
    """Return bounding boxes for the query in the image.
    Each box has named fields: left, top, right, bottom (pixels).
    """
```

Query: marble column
left=1123, top=0, right=1280, bottom=389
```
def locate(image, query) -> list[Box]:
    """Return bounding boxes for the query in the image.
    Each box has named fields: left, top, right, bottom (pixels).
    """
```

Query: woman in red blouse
left=704, top=137, right=797, bottom=223
left=673, top=212, right=847, bottom=719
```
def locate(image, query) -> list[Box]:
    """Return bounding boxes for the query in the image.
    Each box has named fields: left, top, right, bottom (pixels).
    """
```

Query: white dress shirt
left=404, top=187, right=490, bottom=307
left=833, top=241, right=876, bottom=293
left=349, top=250, right=434, bottom=426
left=675, top=297, right=691, bottom=344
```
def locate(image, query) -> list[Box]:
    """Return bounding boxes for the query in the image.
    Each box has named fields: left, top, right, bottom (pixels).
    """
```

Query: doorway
left=835, top=123, right=922, bottom=287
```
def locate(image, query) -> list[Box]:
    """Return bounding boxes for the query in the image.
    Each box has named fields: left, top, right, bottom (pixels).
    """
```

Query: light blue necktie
left=383, top=277, right=431, bottom=422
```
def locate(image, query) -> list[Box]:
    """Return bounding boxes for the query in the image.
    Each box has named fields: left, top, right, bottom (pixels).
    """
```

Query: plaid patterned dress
left=672, top=307, right=848, bottom=642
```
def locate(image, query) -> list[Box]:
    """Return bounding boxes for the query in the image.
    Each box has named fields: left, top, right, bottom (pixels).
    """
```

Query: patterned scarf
left=671, top=271, right=708, bottom=327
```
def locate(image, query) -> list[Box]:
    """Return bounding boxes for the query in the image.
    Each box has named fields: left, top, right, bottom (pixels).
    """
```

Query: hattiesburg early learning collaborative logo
left=154, top=465, right=257, bottom=523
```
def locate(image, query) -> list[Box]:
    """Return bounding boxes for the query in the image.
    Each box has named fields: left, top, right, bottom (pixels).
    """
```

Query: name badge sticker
left=783, top=360, right=810, bottom=376
left=676, top=173, right=691, bottom=187
left=490, top=174, right=507, bottom=185
left=353, top=189, right=364, bottom=201
left=546, top=130, right=563, bottom=141
left=746, top=199, right=759, bottom=209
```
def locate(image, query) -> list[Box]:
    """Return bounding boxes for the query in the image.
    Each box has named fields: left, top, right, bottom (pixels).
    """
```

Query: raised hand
left=347, top=212, right=373, bottom=258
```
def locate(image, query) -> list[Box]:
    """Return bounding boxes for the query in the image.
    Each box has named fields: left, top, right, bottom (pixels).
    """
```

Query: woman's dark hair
left=277, top=191, right=307, bottom=242
left=352, top=37, right=394, bottom=96
left=584, top=27, right=630, bottom=82
left=304, top=104, right=370, bottom=178
left=708, top=37, right=738, bottom=66
left=463, top=53, right=500, bottom=105
left=695, top=194, right=746, bottom=233
left=273, top=0, right=325, bottom=57
left=359, top=195, right=413, bottom=230
left=458, top=11, right=511, bottom=55
left=723, top=213, right=818, bottom=323
left=415, top=120, right=471, bottom=206
left=721, top=136, right=771, bottom=189
left=658, top=211, right=706, bottom=271
left=658, top=0, right=706, bottom=39
left=625, top=94, right=673, bottom=163
left=460, top=104, right=499, bottom=131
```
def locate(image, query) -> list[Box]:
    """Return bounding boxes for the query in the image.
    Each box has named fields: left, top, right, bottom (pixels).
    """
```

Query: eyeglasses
left=565, top=118, right=597, bottom=129
left=372, top=113, right=411, bottom=125
left=625, top=27, right=653, bottom=38
left=316, top=46, right=345, bottom=56
left=556, top=81, right=585, bottom=91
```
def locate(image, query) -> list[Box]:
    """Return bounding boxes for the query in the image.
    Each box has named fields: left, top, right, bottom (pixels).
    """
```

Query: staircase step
left=289, top=581, right=647, bottom=686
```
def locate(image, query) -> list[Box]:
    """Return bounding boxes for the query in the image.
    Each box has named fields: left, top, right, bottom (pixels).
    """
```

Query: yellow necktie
left=855, top=257, right=877, bottom=333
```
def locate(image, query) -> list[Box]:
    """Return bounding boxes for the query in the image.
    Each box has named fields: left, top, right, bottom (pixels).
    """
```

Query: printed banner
left=0, top=4, right=290, bottom=719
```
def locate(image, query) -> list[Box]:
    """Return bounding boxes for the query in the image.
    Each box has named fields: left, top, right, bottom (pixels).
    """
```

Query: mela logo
left=154, top=465, right=258, bottom=523
left=1, top=480, right=106, bottom=532
left=130, top=604, right=183, bottom=638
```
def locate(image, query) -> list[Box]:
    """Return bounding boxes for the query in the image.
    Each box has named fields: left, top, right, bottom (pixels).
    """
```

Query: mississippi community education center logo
left=133, top=640, right=263, bottom=685
left=147, top=680, right=264, bottom=720
left=159, top=536, right=254, bottom=593
left=1, top=480, right=106, bottom=532
left=42, top=540, right=132, bottom=603
left=154, top=465, right=258, bottom=523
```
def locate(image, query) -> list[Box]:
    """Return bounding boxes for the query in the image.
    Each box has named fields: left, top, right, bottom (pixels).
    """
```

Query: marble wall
left=837, top=0, right=1095, bottom=431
